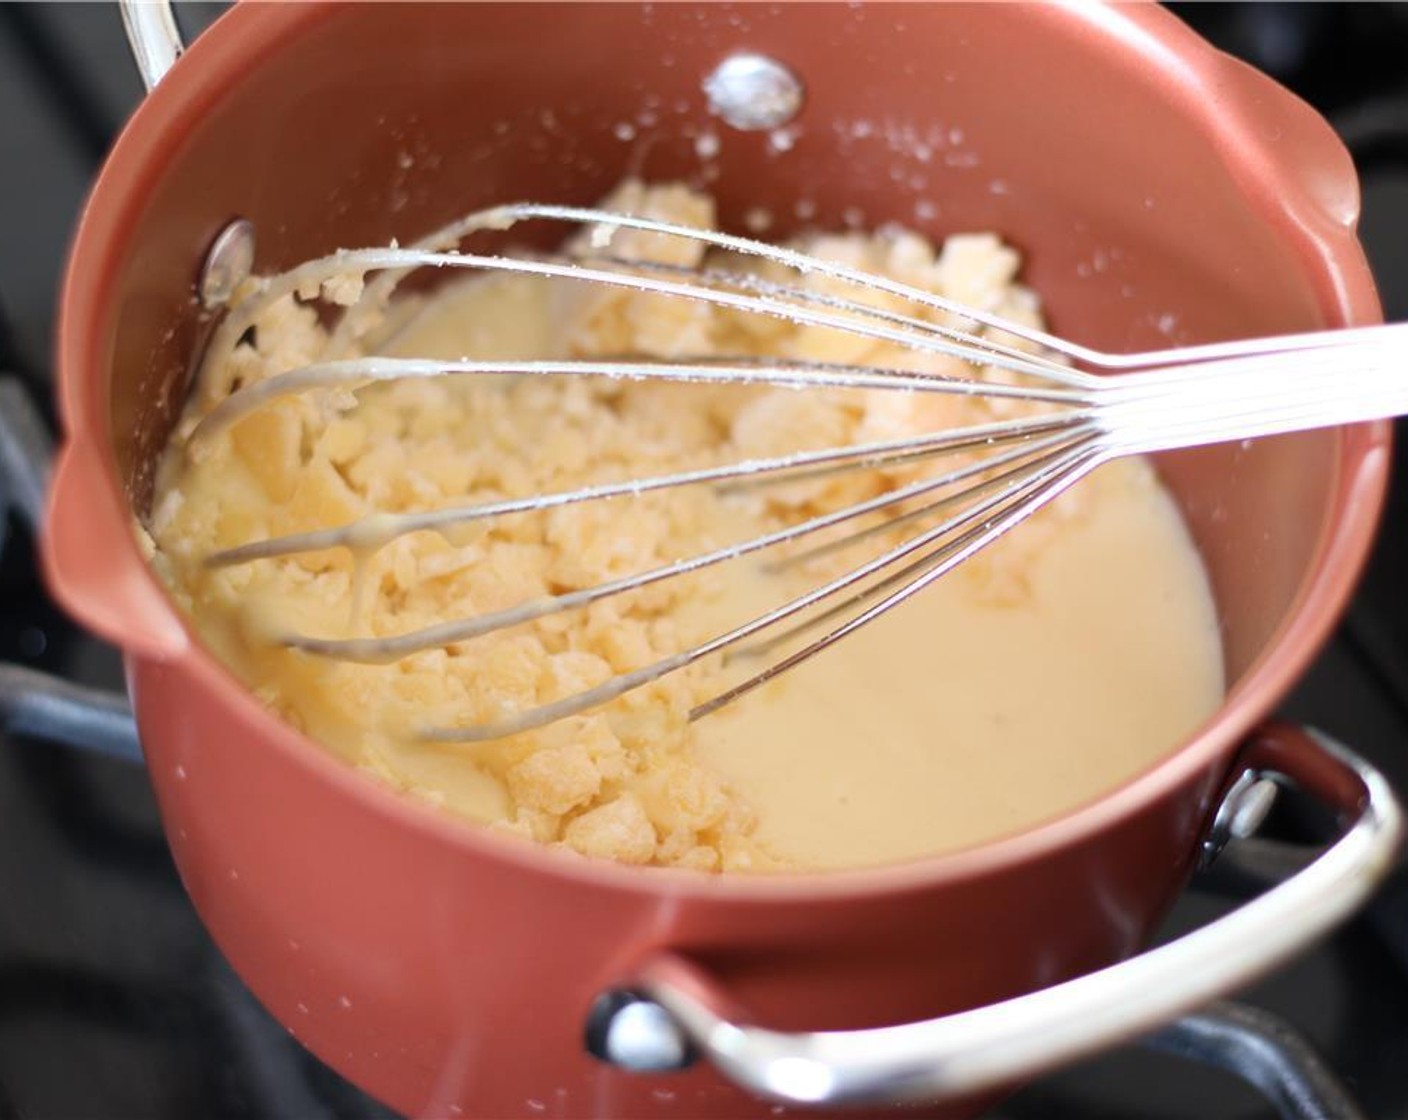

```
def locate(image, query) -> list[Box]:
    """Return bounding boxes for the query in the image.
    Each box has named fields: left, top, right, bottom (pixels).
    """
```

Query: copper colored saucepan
left=40, top=2, right=1404, bottom=1117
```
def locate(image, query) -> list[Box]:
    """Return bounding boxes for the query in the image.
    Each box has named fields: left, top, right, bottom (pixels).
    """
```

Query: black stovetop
left=0, top=4, right=1406, bottom=1118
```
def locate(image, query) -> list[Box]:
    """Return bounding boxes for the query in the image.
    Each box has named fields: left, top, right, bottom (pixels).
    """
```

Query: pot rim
left=53, top=0, right=1390, bottom=904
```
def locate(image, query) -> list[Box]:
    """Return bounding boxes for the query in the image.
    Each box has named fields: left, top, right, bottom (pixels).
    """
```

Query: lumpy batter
left=146, top=182, right=1224, bottom=872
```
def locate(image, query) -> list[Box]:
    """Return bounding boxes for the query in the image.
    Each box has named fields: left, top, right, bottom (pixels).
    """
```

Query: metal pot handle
left=588, top=726, right=1403, bottom=1107
left=119, top=0, right=183, bottom=92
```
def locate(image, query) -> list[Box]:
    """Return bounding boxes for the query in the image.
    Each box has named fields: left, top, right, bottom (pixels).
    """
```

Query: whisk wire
left=279, top=427, right=1088, bottom=669
left=426, top=433, right=1102, bottom=742
left=208, top=410, right=1089, bottom=569
left=195, top=244, right=1081, bottom=411
left=569, top=253, right=1083, bottom=380
left=695, top=440, right=1106, bottom=721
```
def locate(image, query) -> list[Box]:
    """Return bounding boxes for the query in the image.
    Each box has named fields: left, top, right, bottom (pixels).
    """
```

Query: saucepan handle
left=119, top=0, right=183, bottom=92
left=588, top=725, right=1403, bottom=1107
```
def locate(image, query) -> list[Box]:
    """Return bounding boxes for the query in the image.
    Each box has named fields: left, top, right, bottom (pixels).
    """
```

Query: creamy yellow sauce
left=147, top=182, right=1224, bottom=872
left=691, top=465, right=1221, bottom=869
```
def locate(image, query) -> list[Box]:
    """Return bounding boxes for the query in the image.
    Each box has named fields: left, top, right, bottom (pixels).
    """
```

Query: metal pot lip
left=59, top=1, right=1390, bottom=904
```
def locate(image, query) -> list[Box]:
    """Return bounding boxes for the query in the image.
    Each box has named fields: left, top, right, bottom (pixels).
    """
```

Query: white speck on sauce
left=694, top=131, right=720, bottom=160
left=338, top=995, right=353, bottom=1010
left=613, top=121, right=637, bottom=142
left=175, top=765, right=187, bottom=780
left=297, top=1002, right=310, bottom=1015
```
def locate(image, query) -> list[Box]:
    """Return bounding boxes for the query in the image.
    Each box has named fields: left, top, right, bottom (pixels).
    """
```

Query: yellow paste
left=146, top=182, right=1224, bottom=872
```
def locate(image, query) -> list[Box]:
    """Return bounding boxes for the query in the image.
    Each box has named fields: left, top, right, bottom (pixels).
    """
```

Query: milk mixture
left=147, top=182, right=1224, bottom=872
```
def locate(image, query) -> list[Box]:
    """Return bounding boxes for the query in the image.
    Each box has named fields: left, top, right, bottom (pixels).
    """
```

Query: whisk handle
left=588, top=727, right=1401, bottom=1106
left=1103, top=322, right=1408, bottom=455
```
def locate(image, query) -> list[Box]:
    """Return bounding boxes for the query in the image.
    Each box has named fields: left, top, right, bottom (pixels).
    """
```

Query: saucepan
left=41, top=2, right=1404, bottom=1117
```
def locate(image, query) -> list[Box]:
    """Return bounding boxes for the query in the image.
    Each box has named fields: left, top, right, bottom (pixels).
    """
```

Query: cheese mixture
left=146, top=182, right=1224, bottom=872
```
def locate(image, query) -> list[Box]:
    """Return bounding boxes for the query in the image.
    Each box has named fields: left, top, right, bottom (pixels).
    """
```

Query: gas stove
left=0, top=4, right=1405, bottom=1118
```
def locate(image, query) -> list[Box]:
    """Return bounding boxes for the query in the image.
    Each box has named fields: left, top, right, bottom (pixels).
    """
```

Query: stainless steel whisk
left=185, top=204, right=1408, bottom=741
